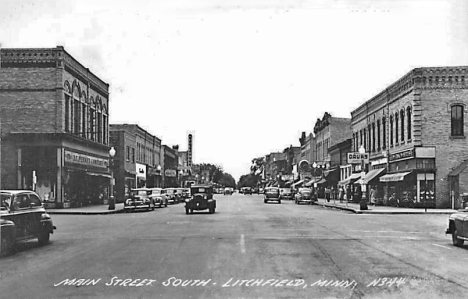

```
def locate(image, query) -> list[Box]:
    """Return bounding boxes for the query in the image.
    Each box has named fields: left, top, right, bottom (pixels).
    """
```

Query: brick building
left=0, top=46, right=110, bottom=208
left=350, top=66, right=468, bottom=208
left=162, top=145, right=179, bottom=187
left=313, top=112, right=351, bottom=187
left=109, top=124, right=162, bottom=202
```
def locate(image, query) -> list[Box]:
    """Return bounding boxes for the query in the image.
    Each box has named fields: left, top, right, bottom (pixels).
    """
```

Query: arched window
left=363, top=128, right=367, bottom=150
left=390, top=115, right=393, bottom=147
left=451, top=104, right=464, bottom=136
left=64, top=81, right=71, bottom=133
left=407, top=106, right=412, bottom=140
left=400, top=109, right=405, bottom=142
left=90, top=97, right=96, bottom=141
left=395, top=113, right=399, bottom=145
left=368, top=124, right=371, bottom=152
left=360, top=129, right=363, bottom=149
left=81, top=91, right=87, bottom=138
left=372, top=123, right=376, bottom=152
left=72, top=82, right=81, bottom=136
left=382, top=117, right=386, bottom=149
left=377, top=120, right=381, bottom=151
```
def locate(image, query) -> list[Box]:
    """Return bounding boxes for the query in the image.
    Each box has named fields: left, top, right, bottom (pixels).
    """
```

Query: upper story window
left=451, top=104, right=464, bottom=137
left=407, top=106, right=412, bottom=140
left=377, top=120, right=381, bottom=151
left=400, top=109, right=405, bottom=142
left=395, top=113, right=399, bottom=145
left=390, top=115, right=393, bottom=147
left=382, top=117, right=386, bottom=149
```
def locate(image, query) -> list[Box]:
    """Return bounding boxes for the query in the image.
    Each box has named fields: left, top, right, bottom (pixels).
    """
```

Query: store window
left=451, top=104, right=464, bottom=136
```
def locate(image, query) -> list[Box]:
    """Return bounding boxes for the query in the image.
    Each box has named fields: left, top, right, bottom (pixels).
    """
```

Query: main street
left=1, top=193, right=467, bottom=299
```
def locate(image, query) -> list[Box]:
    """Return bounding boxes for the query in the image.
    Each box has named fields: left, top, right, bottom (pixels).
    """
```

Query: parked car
left=185, top=185, right=216, bottom=214
left=1, top=190, right=56, bottom=256
left=181, top=188, right=191, bottom=200
left=280, top=188, right=293, bottom=200
left=164, top=188, right=179, bottom=204
left=295, top=188, right=314, bottom=205
left=148, top=188, right=168, bottom=208
left=446, top=209, right=468, bottom=246
left=259, top=188, right=265, bottom=194
left=264, top=187, right=281, bottom=204
left=125, top=188, right=156, bottom=211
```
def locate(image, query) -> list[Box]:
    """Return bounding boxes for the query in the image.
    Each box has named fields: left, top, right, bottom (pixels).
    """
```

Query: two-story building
left=0, top=46, right=110, bottom=208
left=351, top=66, right=468, bottom=208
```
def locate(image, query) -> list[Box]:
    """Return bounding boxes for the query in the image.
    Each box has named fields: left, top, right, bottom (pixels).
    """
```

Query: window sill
left=450, top=135, right=466, bottom=140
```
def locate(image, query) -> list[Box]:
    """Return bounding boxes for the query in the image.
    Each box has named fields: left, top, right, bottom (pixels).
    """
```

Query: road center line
left=240, top=234, right=246, bottom=254
left=432, top=243, right=453, bottom=250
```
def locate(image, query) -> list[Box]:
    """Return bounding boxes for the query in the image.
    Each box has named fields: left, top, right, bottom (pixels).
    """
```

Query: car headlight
left=41, top=213, right=51, bottom=220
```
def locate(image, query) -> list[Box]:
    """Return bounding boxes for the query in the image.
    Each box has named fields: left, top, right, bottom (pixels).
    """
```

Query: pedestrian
left=370, top=186, right=376, bottom=206
left=325, top=186, right=330, bottom=202
left=346, top=185, right=351, bottom=202
left=339, top=186, right=344, bottom=203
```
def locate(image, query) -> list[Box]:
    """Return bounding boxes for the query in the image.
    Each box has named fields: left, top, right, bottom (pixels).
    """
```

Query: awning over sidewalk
left=291, top=179, right=304, bottom=188
left=362, top=168, right=386, bottom=184
left=87, top=172, right=112, bottom=179
left=338, top=173, right=361, bottom=186
left=379, top=172, right=411, bottom=182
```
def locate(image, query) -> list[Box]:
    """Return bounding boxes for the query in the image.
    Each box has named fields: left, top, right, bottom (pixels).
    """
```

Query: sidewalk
left=46, top=203, right=125, bottom=215
left=314, top=198, right=457, bottom=214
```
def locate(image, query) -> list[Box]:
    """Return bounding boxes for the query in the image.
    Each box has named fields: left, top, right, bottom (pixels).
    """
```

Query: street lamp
left=359, top=145, right=368, bottom=210
left=108, top=146, right=116, bottom=210
left=157, top=165, right=162, bottom=187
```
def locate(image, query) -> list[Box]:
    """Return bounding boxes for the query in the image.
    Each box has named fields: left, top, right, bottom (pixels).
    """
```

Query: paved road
left=1, top=193, right=467, bottom=299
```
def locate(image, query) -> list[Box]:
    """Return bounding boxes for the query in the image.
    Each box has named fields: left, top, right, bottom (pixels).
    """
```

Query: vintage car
left=181, top=188, right=191, bottom=200
left=280, top=188, right=293, bottom=200
left=243, top=187, right=253, bottom=195
left=224, top=187, right=233, bottom=195
left=174, top=188, right=186, bottom=203
left=1, top=190, right=56, bottom=256
left=264, top=187, right=281, bottom=204
left=295, top=188, right=314, bottom=205
left=446, top=209, right=468, bottom=246
left=185, top=185, right=216, bottom=214
left=164, top=188, right=179, bottom=204
left=125, top=188, right=156, bottom=211
left=148, top=188, right=168, bottom=208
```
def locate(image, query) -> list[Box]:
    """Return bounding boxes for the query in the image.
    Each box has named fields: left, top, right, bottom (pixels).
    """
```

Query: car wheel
left=452, top=229, right=465, bottom=247
left=264, top=200, right=267, bottom=203
left=1, top=235, right=13, bottom=256
left=185, top=208, right=189, bottom=215
left=278, top=200, right=281, bottom=204
left=165, top=201, right=168, bottom=207
left=190, top=209, right=193, bottom=214
left=212, top=208, right=216, bottom=214
left=38, top=231, right=50, bottom=245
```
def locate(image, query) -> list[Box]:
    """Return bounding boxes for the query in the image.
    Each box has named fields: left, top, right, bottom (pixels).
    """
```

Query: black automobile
left=264, top=187, right=281, bottom=204
left=185, top=185, right=216, bottom=214
left=243, top=187, right=253, bottom=195
left=1, top=190, right=56, bottom=256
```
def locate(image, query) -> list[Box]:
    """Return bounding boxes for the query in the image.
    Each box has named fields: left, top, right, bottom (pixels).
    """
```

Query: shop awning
left=292, top=179, right=304, bottom=188
left=87, top=172, right=112, bottom=178
left=362, top=168, right=386, bottom=184
left=449, top=160, right=468, bottom=176
left=379, top=172, right=411, bottom=182
left=338, top=173, right=361, bottom=186
left=316, top=178, right=327, bottom=184
left=284, top=180, right=294, bottom=187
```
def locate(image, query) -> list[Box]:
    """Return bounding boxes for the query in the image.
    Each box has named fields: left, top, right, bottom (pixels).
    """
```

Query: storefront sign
left=64, top=150, right=108, bottom=169
left=136, top=163, right=146, bottom=178
left=281, top=174, right=294, bottom=181
left=389, top=148, right=415, bottom=162
left=165, top=169, right=177, bottom=177
left=347, top=152, right=369, bottom=164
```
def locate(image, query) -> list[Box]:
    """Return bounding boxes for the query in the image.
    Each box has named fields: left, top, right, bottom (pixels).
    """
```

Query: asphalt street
left=1, top=193, right=467, bottom=299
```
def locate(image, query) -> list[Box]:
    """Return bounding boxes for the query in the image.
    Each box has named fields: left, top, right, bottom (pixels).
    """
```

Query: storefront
left=378, top=147, right=436, bottom=207
left=136, top=163, right=147, bottom=188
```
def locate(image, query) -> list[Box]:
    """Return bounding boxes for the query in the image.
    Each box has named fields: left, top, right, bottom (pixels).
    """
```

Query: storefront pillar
left=56, top=148, right=63, bottom=204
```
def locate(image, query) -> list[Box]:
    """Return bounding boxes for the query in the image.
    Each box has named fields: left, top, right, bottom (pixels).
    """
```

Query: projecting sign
left=165, top=169, right=177, bottom=177
left=347, top=152, right=370, bottom=164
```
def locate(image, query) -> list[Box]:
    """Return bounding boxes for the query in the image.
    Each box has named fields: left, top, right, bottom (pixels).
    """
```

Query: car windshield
left=152, top=189, right=161, bottom=195
left=1, top=193, right=11, bottom=209
left=266, top=188, right=279, bottom=193
left=192, top=187, right=209, bottom=194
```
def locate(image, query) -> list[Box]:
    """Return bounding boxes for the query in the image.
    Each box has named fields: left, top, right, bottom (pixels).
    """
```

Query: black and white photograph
left=1, top=0, right=468, bottom=298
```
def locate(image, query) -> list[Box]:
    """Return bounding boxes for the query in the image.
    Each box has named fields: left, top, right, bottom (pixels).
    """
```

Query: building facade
left=351, top=66, right=468, bottom=208
left=109, top=124, right=162, bottom=202
left=0, top=46, right=110, bottom=208
left=162, top=145, right=178, bottom=187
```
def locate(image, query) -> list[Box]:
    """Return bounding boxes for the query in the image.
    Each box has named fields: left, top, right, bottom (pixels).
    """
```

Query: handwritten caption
left=54, top=276, right=406, bottom=289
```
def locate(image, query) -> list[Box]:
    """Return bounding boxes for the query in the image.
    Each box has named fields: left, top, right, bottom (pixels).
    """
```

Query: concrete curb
left=47, top=209, right=126, bottom=215
left=314, top=202, right=455, bottom=215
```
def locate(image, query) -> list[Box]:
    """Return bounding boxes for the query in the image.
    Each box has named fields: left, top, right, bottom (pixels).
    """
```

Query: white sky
left=1, top=0, right=467, bottom=181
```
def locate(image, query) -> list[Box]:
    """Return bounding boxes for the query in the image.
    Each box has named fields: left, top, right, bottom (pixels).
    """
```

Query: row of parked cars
left=263, top=187, right=316, bottom=204
left=124, top=187, right=191, bottom=211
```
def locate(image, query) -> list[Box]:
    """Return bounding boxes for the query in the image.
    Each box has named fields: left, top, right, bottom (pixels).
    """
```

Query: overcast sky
left=1, top=0, right=467, bottom=180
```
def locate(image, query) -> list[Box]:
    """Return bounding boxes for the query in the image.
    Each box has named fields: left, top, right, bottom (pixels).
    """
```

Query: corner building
left=351, top=66, right=468, bottom=208
left=0, top=46, right=110, bottom=208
